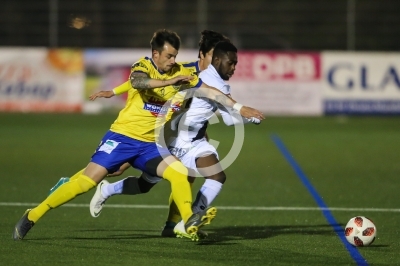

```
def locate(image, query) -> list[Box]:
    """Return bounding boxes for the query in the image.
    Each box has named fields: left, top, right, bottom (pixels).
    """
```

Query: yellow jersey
left=164, top=60, right=201, bottom=120
left=110, top=57, right=202, bottom=142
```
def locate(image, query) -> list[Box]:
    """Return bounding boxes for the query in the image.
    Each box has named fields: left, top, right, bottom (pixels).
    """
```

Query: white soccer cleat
left=173, top=220, right=209, bottom=241
left=173, top=220, right=193, bottom=240
left=90, top=180, right=109, bottom=217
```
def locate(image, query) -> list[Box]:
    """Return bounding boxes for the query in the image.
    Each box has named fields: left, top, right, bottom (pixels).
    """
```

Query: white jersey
left=161, top=64, right=252, bottom=176
left=173, top=64, right=248, bottom=144
left=147, top=65, right=258, bottom=180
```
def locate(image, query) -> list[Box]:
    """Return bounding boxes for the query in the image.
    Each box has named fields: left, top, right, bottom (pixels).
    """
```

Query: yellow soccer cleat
left=184, top=206, right=217, bottom=241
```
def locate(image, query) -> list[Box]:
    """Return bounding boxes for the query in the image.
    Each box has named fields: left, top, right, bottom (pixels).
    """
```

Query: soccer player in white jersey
left=165, top=40, right=261, bottom=238
left=89, top=41, right=261, bottom=239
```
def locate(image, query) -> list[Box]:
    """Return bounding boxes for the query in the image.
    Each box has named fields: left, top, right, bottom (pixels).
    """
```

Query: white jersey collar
left=207, top=64, right=221, bottom=80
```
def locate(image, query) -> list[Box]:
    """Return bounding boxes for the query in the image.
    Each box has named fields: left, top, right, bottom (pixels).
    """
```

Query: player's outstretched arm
left=217, top=94, right=261, bottom=126
left=196, top=83, right=265, bottom=120
left=89, top=90, right=115, bottom=101
left=219, top=107, right=261, bottom=126
left=130, top=72, right=194, bottom=91
left=89, top=80, right=133, bottom=100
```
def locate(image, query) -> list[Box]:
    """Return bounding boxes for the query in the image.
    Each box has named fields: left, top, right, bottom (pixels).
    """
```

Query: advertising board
left=322, top=52, right=400, bottom=114
left=0, top=48, right=84, bottom=112
left=230, top=52, right=322, bottom=115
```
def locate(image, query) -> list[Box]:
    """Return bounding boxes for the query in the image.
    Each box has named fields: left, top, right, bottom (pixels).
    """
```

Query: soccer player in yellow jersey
left=88, top=30, right=231, bottom=238
left=13, top=29, right=264, bottom=241
left=90, top=39, right=259, bottom=241
left=48, top=30, right=231, bottom=239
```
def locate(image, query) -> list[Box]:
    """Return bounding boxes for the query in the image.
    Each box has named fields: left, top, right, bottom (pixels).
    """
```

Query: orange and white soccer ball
left=344, top=216, right=377, bottom=246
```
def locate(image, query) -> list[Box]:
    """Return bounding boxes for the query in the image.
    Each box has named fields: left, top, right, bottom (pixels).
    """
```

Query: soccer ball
left=344, top=216, right=376, bottom=247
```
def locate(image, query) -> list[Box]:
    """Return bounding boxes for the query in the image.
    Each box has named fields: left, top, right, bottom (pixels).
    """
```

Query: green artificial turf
left=1, top=113, right=399, bottom=265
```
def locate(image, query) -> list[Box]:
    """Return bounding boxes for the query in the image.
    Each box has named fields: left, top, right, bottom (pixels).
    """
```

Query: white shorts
left=142, top=138, right=219, bottom=182
left=169, top=137, right=219, bottom=176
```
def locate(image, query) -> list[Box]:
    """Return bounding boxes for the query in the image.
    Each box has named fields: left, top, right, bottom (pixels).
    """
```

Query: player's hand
left=106, top=169, right=124, bottom=177
left=89, top=90, right=115, bottom=101
left=168, top=75, right=194, bottom=86
left=240, top=106, right=265, bottom=120
left=106, top=162, right=131, bottom=177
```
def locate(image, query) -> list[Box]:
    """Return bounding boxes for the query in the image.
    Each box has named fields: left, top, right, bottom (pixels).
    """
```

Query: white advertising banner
left=84, top=49, right=323, bottom=115
left=322, top=52, right=400, bottom=114
left=229, top=52, right=322, bottom=115
left=0, top=48, right=84, bottom=112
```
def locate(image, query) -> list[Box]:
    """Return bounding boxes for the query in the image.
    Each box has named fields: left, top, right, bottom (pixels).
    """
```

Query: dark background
left=1, top=0, right=399, bottom=50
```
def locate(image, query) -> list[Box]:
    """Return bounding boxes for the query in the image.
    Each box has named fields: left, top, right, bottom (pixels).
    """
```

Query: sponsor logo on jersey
left=143, top=97, right=182, bottom=117
left=170, top=101, right=181, bottom=112
left=143, top=97, right=168, bottom=117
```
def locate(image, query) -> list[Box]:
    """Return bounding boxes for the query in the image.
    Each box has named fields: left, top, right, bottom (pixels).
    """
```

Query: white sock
left=102, top=179, right=125, bottom=198
left=192, top=179, right=223, bottom=213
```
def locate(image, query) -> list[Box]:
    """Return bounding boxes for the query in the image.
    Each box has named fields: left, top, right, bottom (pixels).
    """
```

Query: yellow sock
left=70, top=168, right=85, bottom=181
left=28, top=174, right=96, bottom=223
left=166, top=193, right=181, bottom=224
left=166, top=182, right=193, bottom=224
left=162, top=161, right=192, bottom=223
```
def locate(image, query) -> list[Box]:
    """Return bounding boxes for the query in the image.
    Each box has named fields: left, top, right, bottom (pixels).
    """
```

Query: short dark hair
left=198, top=30, right=230, bottom=58
left=212, top=41, right=237, bottom=60
left=150, top=29, right=181, bottom=53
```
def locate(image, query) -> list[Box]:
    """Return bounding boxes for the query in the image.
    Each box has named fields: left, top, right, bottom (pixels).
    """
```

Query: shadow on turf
left=196, top=224, right=345, bottom=245
left=71, top=229, right=166, bottom=240
left=42, top=224, right=346, bottom=244
left=25, top=225, right=390, bottom=249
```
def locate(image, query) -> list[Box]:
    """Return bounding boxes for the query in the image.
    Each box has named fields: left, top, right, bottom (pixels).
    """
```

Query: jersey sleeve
left=181, top=61, right=200, bottom=75
left=185, top=68, right=202, bottom=89
left=218, top=105, right=251, bottom=126
left=113, top=80, right=132, bottom=95
left=131, top=58, right=151, bottom=74
left=189, top=75, right=202, bottom=88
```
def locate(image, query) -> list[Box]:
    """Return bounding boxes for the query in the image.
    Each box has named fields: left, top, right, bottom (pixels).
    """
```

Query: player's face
left=200, top=48, right=214, bottom=69
left=216, top=51, right=237, bottom=80
left=153, top=42, right=178, bottom=72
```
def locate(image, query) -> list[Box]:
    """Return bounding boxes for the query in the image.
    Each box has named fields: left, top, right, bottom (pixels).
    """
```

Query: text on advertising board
left=232, top=53, right=320, bottom=81
left=327, top=64, right=400, bottom=91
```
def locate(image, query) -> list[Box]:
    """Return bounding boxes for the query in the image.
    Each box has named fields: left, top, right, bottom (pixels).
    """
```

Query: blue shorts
left=91, top=131, right=171, bottom=174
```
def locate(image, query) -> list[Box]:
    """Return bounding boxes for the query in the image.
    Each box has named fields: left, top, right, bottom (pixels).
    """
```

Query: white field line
left=0, top=202, right=399, bottom=212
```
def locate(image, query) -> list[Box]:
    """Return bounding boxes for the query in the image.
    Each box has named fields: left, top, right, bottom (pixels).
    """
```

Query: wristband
left=233, top=103, right=243, bottom=112
left=251, top=117, right=261, bottom=124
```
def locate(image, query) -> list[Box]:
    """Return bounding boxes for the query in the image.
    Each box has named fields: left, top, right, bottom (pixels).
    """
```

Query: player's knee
left=163, top=161, right=188, bottom=182
left=206, top=172, right=227, bottom=184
